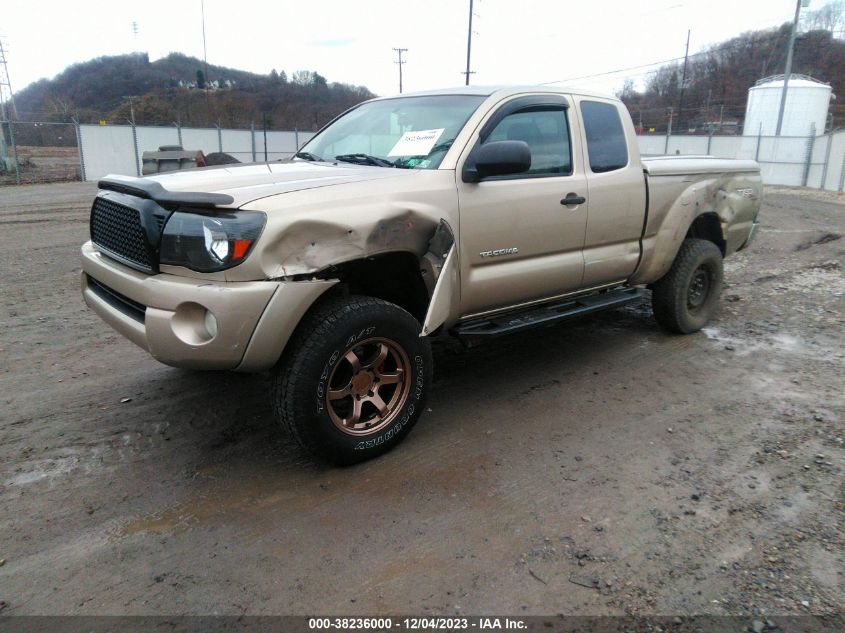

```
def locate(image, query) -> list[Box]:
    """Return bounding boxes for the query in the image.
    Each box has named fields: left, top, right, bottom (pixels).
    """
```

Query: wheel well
left=318, top=252, right=430, bottom=322
left=686, top=213, right=726, bottom=256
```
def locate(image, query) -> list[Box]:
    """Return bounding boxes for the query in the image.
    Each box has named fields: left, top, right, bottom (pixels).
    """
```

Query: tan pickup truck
left=81, top=86, right=761, bottom=464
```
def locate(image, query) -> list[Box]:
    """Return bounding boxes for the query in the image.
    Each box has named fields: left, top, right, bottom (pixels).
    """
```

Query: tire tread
left=652, top=238, right=723, bottom=334
left=272, top=295, right=428, bottom=463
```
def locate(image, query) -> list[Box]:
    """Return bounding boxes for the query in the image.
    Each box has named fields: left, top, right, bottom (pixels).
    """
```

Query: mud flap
left=420, top=220, right=456, bottom=336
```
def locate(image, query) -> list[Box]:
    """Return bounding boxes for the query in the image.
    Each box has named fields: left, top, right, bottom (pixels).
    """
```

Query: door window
left=580, top=101, right=629, bottom=173
left=484, top=107, right=572, bottom=176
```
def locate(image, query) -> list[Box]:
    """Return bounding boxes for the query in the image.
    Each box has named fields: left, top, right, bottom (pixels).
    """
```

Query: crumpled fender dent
left=258, top=210, right=440, bottom=279
left=631, top=172, right=761, bottom=285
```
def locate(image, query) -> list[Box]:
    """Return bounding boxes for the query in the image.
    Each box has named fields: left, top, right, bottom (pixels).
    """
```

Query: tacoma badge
left=480, top=247, right=519, bottom=258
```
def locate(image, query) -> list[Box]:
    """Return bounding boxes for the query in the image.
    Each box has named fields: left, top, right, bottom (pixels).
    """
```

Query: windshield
left=297, top=95, right=486, bottom=169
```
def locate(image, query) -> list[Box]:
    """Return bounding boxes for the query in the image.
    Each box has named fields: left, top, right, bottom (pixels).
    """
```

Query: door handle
left=561, top=194, right=586, bottom=206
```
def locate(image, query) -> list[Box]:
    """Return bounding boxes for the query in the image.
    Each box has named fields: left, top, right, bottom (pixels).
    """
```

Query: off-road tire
left=651, top=238, right=724, bottom=334
left=272, top=295, right=432, bottom=465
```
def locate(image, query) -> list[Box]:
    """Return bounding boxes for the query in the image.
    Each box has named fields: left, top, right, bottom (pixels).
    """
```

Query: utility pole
left=463, top=0, right=475, bottom=85
left=392, top=48, right=407, bottom=93
left=200, top=0, right=212, bottom=122
left=0, top=37, right=19, bottom=182
left=775, top=0, right=803, bottom=136
left=0, top=37, right=17, bottom=120
left=262, top=112, right=268, bottom=162
left=124, top=96, right=140, bottom=176
left=123, top=95, right=136, bottom=125
left=677, top=29, right=690, bottom=134
left=131, top=21, right=140, bottom=54
left=665, top=107, right=674, bottom=154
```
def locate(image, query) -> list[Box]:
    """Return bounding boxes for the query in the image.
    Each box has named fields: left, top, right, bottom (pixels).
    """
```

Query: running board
left=453, top=287, right=647, bottom=338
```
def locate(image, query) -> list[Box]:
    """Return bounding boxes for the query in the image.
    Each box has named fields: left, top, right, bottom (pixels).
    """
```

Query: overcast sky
left=1, top=0, right=836, bottom=99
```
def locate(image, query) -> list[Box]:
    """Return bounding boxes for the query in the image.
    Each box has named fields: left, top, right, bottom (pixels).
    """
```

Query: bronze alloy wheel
left=274, top=295, right=432, bottom=464
left=325, top=337, right=412, bottom=435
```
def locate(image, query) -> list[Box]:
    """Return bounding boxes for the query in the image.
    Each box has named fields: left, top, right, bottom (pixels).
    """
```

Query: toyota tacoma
left=81, top=86, right=762, bottom=464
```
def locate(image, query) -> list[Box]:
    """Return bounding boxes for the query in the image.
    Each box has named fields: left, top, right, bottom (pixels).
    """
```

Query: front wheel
left=272, top=295, right=432, bottom=465
left=651, top=238, right=724, bottom=334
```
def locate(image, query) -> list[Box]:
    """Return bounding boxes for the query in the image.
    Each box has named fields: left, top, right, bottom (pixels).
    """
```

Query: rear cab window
left=580, top=101, right=628, bottom=173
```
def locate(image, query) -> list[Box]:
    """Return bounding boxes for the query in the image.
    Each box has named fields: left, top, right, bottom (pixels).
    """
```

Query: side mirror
left=464, top=140, right=531, bottom=182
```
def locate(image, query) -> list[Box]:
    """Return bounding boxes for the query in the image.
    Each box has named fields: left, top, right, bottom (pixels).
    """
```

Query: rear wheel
left=651, top=238, right=723, bottom=334
left=272, top=295, right=431, bottom=465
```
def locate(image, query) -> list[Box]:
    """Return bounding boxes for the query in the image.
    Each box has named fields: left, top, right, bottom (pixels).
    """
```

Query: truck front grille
left=90, top=197, right=153, bottom=273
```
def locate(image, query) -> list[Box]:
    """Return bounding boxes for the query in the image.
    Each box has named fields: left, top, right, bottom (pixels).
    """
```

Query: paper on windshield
left=387, top=128, right=445, bottom=157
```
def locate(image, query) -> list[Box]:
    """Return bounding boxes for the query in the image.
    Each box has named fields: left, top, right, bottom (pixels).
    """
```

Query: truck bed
left=630, top=155, right=762, bottom=285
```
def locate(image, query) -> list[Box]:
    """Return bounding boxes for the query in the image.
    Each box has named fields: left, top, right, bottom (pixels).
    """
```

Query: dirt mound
left=203, top=152, right=241, bottom=166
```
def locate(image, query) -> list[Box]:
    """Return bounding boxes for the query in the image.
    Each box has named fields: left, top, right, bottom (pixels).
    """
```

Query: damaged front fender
left=259, top=210, right=439, bottom=279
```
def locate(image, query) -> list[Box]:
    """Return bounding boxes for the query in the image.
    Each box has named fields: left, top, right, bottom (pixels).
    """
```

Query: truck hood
left=143, top=161, right=419, bottom=207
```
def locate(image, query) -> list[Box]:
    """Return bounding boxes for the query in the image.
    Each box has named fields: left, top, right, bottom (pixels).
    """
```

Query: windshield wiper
left=392, top=140, right=455, bottom=169
left=427, top=140, right=454, bottom=155
left=334, top=153, right=395, bottom=168
left=294, top=151, right=324, bottom=161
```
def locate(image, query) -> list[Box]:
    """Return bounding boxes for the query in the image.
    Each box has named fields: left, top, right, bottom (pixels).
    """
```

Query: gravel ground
left=0, top=182, right=842, bottom=619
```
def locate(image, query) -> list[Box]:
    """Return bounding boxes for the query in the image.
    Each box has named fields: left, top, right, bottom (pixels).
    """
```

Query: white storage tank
left=743, top=74, right=833, bottom=136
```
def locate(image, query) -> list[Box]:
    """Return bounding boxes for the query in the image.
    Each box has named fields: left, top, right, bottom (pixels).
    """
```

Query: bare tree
left=616, top=78, right=636, bottom=101
left=803, top=0, right=845, bottom=35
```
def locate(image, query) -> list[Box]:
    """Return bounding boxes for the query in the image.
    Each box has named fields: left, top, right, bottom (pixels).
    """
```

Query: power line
left=542, top=43, right=760, bottom=86
left=540, top=14, right=807, bottom=87
left=539, top=54, right=702, bottom=85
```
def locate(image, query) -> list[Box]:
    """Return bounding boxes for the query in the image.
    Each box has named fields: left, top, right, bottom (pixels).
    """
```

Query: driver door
left=456, top=95, right=588, bottom=316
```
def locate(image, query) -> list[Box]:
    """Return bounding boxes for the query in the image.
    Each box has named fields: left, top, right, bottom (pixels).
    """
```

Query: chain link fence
left=1, top=121, right=81, bottom=185
left=638, top=128, right=845, bottom=191
left=1, top=119, right=315, bottom=186
left=3, top=118, right=845, bottom=192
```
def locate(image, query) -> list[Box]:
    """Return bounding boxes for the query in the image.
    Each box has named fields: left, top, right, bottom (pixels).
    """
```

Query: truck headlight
left=160, top=210, right=265, bottom=272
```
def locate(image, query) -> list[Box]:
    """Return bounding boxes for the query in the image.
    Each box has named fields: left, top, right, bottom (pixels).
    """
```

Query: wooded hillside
left=13, top=52, right=375, bottom=131
left=619, top=23, right=845, bottom=134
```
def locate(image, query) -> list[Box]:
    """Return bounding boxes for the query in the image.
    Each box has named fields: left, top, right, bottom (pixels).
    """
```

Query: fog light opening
left=204, top=310, right=218, bottom=339
left=171, top=302, right=218, bottom=346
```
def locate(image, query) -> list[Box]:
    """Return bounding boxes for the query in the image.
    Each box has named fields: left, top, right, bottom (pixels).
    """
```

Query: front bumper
left=81, top=242, right=335, bottom=371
